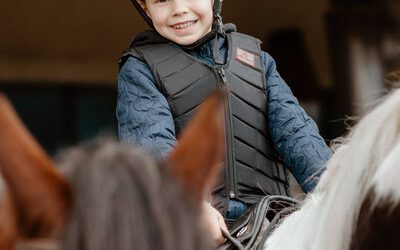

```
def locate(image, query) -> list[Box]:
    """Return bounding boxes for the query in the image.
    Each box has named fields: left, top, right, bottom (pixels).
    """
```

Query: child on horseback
left=116, top=0, right=332, bottom=244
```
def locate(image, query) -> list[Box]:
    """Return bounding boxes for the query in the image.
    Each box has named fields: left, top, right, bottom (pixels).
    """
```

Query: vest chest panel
left=127, top=31, right=291, bottom=215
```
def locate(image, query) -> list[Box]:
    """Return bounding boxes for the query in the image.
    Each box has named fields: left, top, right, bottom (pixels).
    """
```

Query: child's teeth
left=174, top=21, right=194, bottom=29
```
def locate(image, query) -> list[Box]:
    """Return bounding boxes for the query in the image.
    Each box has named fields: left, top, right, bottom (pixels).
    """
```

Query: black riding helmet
left=130, top=0, right=226, bottom=62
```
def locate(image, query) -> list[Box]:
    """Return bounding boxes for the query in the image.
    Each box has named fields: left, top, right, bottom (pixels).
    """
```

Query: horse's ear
left=167, top=89, right=225, bottom=200
left=0, top=93, right=72, bottom=239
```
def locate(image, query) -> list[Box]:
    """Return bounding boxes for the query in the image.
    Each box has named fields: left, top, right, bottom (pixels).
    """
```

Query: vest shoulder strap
left=118, top=29, right=169, bottom=73
left=119, top=31, right=264, bottom=97
left=118, top=47, right=141, bottom=69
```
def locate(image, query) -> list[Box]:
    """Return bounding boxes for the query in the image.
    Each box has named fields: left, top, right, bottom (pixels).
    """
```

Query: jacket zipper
left=216, top=67, right=236, bottom=200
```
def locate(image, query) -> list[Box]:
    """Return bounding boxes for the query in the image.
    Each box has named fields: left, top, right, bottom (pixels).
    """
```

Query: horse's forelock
left=55, top=138, right=211, bottom=250
left=57, top=138, right=160, bottom=185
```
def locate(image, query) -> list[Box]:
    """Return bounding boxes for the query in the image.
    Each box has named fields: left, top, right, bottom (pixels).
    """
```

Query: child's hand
left=201, top=201, right=229, bottom=246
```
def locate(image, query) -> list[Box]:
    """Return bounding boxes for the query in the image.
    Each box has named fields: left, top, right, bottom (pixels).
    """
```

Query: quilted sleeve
left=262, top=51, right=332, bottom=193
left=116, top=56, right=176, bottom=157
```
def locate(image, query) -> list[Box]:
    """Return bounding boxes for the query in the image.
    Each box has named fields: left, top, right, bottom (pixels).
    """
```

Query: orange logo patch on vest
left=236, top=47, right=255, bottom=67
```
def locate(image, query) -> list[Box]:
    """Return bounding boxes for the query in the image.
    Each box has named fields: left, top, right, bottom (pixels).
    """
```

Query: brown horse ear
left=167, top=89, right=225, bottom=200
left=0, top=93, right=72, bottom=239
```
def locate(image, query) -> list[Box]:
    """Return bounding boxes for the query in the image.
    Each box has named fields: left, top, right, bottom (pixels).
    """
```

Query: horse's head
left=0, top=90, right=225, bottom=250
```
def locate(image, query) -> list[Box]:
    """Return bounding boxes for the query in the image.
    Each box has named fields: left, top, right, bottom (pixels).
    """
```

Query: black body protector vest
left=120, top=29, right=291, bottom=216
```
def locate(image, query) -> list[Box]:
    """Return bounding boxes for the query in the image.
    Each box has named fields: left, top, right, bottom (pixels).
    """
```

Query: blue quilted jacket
left=116, top=36, right=332, bottom=193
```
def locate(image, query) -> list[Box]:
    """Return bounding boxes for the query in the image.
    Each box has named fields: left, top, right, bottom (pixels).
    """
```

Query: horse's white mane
left=264, top=88, right=400, bottom=250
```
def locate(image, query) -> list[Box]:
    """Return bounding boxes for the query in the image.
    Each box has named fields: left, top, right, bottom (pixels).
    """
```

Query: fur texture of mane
left=264, top=88, right=400, bottom=250
left=55, top=138, right=212, bottom=250
left=0, top=89, right=224, bottom=250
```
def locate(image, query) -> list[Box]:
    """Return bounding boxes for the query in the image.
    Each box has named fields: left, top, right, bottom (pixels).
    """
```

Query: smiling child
left=117, top=0, right=332, bottom=245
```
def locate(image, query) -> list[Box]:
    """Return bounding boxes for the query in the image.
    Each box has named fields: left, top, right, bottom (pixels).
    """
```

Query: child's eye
left=155, top=0, right=169, bottom=3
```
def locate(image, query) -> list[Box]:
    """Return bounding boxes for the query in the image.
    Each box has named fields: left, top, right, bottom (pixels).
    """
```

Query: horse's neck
left=264, top=89, right=400, bottom=250
left=264, top=152, right=373, bottom=250
left=372, top=140, right=400, bottom=200
left=264, top=193, right=354, bottom=250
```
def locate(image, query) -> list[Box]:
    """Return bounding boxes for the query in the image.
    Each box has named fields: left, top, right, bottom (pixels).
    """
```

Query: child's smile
left=143, top=0, right=213, bottom=45
left=171, top=20, right=198, bottom=32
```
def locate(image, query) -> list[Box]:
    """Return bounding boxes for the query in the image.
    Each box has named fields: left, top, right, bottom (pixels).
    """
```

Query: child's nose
left=171, top=0, right=189, bottom=16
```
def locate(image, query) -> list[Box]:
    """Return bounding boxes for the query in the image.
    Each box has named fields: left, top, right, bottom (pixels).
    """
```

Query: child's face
left=141, top=0, right=214, bottom=45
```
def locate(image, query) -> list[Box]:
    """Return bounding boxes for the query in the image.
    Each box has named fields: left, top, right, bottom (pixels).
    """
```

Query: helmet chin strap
left=211, top=0, right=225, bottom=65
left=212, top=0, right=224, bottom=35
left=182, top=0, right=225, bottom=51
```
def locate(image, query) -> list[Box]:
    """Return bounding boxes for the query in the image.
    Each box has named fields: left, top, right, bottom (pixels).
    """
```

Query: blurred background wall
left=0, top=0, right=399, bottom=154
